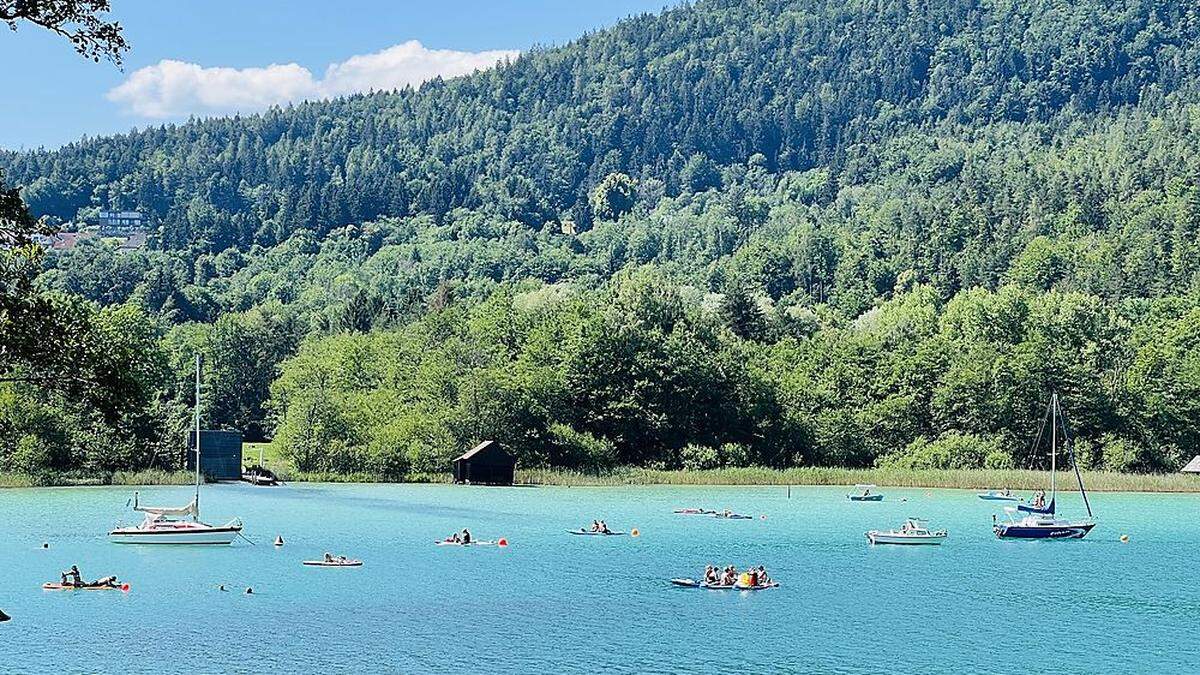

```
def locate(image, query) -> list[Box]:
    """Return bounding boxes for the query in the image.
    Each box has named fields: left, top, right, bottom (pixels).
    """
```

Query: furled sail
left=131, top=492, right=198, bottom=518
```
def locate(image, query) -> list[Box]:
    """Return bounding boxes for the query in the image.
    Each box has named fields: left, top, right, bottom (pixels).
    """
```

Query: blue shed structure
left=186, top=430, right=243, bottom=481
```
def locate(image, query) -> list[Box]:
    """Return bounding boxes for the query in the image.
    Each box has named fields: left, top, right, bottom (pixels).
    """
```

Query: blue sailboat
left=994, top=393, right=1095, bottom=540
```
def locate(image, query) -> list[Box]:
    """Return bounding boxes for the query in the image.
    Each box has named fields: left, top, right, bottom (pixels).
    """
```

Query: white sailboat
left=109, top=355, right=243, bottom=545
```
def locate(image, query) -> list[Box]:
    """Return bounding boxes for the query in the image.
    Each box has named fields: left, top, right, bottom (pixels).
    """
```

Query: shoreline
left=3, top=466, right=1198, bottom=493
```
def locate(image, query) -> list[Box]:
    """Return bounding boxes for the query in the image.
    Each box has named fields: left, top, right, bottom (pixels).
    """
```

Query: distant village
left=32, top=210, right=150, bottom=252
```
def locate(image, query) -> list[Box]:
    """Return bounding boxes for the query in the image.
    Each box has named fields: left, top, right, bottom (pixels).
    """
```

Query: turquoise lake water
left=0, top=483, right=1195, bottom=673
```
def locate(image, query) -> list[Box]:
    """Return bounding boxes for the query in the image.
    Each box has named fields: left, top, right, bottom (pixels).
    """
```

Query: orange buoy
left=498, top=538, right=508, bottom=547
left=1120, top=534, right=1129, bottom=543
left=631, top=528, right=640, bottom=537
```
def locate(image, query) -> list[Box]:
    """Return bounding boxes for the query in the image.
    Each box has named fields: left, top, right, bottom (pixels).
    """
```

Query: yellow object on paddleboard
left=739, top=572, right=752, bottom=586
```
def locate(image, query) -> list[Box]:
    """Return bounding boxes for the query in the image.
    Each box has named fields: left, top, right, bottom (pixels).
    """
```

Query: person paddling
left=61, top=565, right=83, bottom=587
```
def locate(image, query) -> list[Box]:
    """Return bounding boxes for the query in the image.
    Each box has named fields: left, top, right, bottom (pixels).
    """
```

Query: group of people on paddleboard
left=703, top=564, right=771, bottom=587
left=587, top=520, right=613, bottom=533
left=444, top=529, right=473, bottom=544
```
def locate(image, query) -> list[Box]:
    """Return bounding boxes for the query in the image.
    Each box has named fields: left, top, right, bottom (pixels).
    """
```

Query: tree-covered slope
left=6, top=0, right=1200, bottom=478
left=4, top=0, right=1199, bottom=251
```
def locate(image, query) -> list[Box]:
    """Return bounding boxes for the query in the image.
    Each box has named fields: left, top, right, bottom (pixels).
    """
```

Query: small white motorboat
left=866, top=518, right=947, bottom=545
left=848, top=484, right=884, bottom=501
left=977, top=490, right=1020, bottom=502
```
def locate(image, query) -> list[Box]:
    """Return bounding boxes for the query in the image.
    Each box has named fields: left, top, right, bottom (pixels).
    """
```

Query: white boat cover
left=134, top=498, right=198, bottom=518
left=1182, top=455, right=1200, bottom=473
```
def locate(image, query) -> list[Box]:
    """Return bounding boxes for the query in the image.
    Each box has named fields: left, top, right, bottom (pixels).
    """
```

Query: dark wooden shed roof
left=455, top=440, right=512, bottom=463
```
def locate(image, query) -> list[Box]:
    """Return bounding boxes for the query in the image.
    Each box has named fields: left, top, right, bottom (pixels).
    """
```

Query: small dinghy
left=567, top=529, right=626, bottom=536
left=847, top=484, right=884, bottom=501
left=977, top=490, right=1020, bottom=501
left=866, top=518, right=947, bottom=545
left=302, top=558, right=362, bottom=567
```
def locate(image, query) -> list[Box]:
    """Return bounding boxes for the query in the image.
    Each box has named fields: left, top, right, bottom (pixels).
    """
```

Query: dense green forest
left=4, top=0, right=1200, bottom=478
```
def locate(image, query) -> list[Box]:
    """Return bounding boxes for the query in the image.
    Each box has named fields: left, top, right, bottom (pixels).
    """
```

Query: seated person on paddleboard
left=60, top=565, right=83, bottom=587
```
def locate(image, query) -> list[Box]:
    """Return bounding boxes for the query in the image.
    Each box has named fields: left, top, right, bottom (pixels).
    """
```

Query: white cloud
left=107, top=40, right=518, bottom=119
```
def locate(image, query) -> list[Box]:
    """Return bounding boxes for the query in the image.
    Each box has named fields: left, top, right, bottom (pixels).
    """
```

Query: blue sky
left=1, top=1, right=674, bottom=150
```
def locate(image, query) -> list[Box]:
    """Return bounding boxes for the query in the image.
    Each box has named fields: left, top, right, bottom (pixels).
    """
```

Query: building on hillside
left=452, top=440, right=515, bottom=485
left=98, top=210, right=146, bottom=234
left=32, top=230, right=96, bottom=250
left=186, top=430, right=244, bottom=481
left=1182, top=456, right=1200, bottom=473
left=117, top=231, right=148, bottom=252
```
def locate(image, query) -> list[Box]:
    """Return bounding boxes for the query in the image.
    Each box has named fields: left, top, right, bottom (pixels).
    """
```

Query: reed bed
left=0, top=469, right=194, bottom=488
left=516, top=467, right=1200, bottom=492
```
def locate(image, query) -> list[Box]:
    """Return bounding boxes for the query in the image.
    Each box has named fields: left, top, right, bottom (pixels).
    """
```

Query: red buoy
left=121, top=583, right=131, bottom=592
left=497, top=538, right=508, bottom=547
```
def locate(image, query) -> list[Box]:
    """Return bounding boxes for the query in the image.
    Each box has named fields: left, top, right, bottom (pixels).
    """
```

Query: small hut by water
left=453, top=441, right=515, bottom=485
left=1181, top=456, right=1200, bottom=473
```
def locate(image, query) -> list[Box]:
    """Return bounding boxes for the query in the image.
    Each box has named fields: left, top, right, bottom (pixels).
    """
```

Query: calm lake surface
left=0, top=483, right=1195, bottom=673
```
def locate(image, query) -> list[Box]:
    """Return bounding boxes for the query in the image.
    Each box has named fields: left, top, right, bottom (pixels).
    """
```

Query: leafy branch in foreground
left=0, top=0, right=128, bottom=65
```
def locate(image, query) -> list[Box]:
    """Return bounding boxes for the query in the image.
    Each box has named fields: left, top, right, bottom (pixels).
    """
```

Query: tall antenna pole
left=194, top=353, right=202, bottom=519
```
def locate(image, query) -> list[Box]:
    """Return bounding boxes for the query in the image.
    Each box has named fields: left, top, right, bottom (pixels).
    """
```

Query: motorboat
left=110, top=355, right=243, bottom=545
left=241, top=464, right=279, bottom=486
left=977, top=490, right=1020, bottom=502
left=866, top=518, right=947, bottom=545
left=993, top=393, right=1095, bottom=540
left=847, top=484, right=883, bottom=501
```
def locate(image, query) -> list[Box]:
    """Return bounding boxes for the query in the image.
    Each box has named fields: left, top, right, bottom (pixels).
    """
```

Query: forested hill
left=5, top=0, right=1200, bottom=480
left=4, top=0, right=1198, bottom=251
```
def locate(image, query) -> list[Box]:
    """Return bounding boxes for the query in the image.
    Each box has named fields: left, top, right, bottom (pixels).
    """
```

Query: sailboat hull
left=994, top=522, right=1095, bottom=540
left=109, top=524, right=242, bottom=545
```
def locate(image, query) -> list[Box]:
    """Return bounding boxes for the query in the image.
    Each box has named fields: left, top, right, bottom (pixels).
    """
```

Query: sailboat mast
left=1050, top=392, right=1057, bottom=503
left=194, top=354, right=201, bottom=520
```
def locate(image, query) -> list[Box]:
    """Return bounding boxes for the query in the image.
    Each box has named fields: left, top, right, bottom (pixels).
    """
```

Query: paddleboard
left=671, top=578, right=700, bottom=587
left=567, top=529, right=627, bottom=536
left=302, top=559, right=362, bottom=567
left=435, top=540, right=496, bottom=546
left=42, top=582, right=129, bottom=592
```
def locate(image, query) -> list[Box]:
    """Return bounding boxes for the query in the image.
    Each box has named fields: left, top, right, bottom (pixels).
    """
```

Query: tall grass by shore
left=0, top=470, right=194, bottom=489
left=4, top=465, right=1197, bottom=492
left=516, top=466, right=1200, bottom=492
